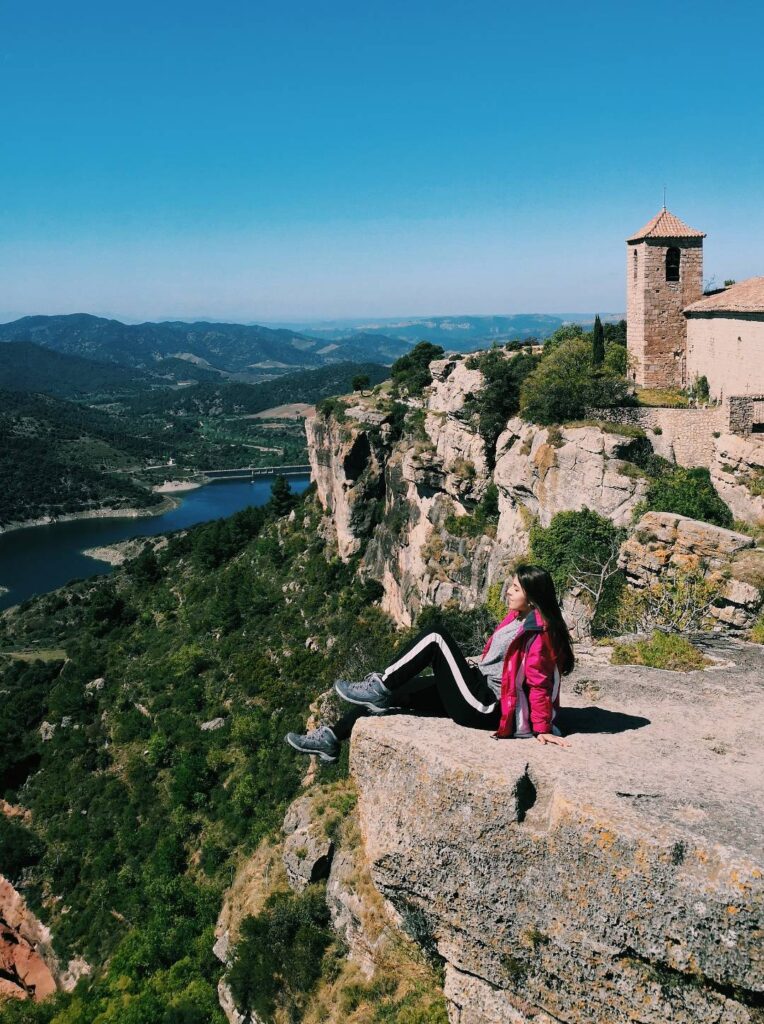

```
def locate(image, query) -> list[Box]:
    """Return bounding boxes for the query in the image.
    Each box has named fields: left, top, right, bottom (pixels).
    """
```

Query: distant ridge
left=266, top=312, right=612, bottom=350
left=0, top=314, right=411, bottom=376
left=0, top=311, right=605, bottom=374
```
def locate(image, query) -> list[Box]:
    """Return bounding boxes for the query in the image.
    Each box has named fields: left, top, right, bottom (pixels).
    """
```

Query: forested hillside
left=125, top=361, right=390, bottom=417
left=0, top=391, right=166, bottom=526
left=0, top=343, right=156, bottom=399
left=0, top=315, right=409, bottom=375
left=0, top=483, right=413, bottom=1021
left=0, top=363, right=391, bottom=526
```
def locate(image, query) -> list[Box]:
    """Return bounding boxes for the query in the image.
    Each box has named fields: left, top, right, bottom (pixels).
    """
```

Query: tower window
left=666, top=247, right=680, bottom=282
left=633, top=250, right=638, bottom=280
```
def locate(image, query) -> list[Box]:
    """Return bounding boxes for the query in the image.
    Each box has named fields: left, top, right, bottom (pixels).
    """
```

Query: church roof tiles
left=627, top=208, right=706, bottom=242
left=684, top=277, right=764, bottom=315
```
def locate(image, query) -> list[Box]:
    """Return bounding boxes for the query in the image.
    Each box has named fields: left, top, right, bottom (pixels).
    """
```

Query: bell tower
left=626, top=208, right=705, bottom=388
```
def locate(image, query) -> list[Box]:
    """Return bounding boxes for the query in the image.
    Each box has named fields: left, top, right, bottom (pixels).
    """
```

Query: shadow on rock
left=557, top=706, right=650, bottom=735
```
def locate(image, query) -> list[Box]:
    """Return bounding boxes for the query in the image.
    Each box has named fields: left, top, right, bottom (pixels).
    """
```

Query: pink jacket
left=482, top=609, right=562, bottom=738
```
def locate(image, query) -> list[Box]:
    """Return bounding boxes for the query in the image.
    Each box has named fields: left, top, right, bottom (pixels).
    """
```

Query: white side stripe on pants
left=381, top=632, right=497, bottom=714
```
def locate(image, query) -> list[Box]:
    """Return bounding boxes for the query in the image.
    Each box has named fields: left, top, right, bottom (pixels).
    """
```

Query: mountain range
left=267, top=313, right=616, bottom=348
left=0, top=314, right=412, bottom=378
left=0, top=311, right=606, bottom=378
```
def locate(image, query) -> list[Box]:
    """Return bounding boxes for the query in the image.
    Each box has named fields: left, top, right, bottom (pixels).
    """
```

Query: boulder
left=282, top=795, right=334, bottom=893
left=349, top=638, right=764, bottom=1023
left=620, top=512, right=762, bottom=630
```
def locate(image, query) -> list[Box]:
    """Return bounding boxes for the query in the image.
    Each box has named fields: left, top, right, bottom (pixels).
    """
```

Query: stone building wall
left=627, top=238, right=703, bottom=388
left=686, top=313, right=764, bottom=399
left=596, top=405, right=726, bottom=468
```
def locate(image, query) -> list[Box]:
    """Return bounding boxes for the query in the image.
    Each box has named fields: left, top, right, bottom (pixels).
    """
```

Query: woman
left=285, top=564, right=574, bottom=763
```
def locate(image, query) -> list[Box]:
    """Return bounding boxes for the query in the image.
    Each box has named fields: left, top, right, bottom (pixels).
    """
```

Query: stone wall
left=627, top=237, right=703, bottom=389
left=686, top=313, right=764, bottom=400
left=727, top=394, right=764, bottom=435
left=595, top=405, right=726, bottom=468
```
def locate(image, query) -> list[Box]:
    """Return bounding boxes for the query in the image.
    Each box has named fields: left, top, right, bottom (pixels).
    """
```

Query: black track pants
left=331, top=628, right=500, bottom=741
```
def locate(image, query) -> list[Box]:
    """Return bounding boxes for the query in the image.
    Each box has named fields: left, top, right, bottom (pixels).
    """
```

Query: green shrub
left=644, top=466, right=732, bottom=528
left=0, top=815, right=42, bottom=884
left=484, top=581, right=508, bottom=621
left=461, top=349, right=538, bottom=466
left=390, top=342, right=445, bottom=397
left=611, top=632, right=711, bottom=671
left=520, top=338, right=634, bottom=425
left=530, top=509, right=620, bottom=585
left=228, top=885, right=333, bottom=1022
left=529, top=508, right=625, bottom=633
left=316, top=396, right=347, bottom=421
left=615, top=567, right=722, bottom=633
left=443, top=483, right=500, bottom=538
left=745, top=468, right=764, bottom=497
left=603, top=340, right=628, bottom=376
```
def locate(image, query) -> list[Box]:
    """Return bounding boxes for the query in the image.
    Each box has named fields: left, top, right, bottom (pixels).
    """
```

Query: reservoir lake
left=0, top=475, right=311, bottom=611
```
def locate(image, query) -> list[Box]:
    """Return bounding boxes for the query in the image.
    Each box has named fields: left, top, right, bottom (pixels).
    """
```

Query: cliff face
left=493, top=417, right=648, bottom=553
left=350, top=636, right=764, bottom=1023
left=0, top=870, right=91, bottom=1004
left=711, top=433, right=764, bottom=526
left=305, top=410, right=387, bottom=562
left=306, top=361, right=649, bottom=627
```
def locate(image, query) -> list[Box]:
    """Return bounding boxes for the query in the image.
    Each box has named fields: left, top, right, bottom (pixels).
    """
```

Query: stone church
left=626, top=207, right=764, bottom=400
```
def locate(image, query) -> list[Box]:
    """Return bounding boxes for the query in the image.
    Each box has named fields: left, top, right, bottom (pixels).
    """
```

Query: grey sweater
left=477, top=618, right=523, bottom=697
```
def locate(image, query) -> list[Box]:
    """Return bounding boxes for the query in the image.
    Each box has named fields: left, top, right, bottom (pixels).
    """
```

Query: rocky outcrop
left=493, top=417, right=649, bottom=555
left=711, top=433, right=764, bottom=526
left=621, top=511, right=763, bottom=629
left=350, top=636, right=764, bottom=1023
left=282, top=794, right=333, bottom=892
left=213, top=839, right=288, bottom=969
left=305, top=409, right=387, bottom=561
left=307, top=365, right=653, bottom=627
left=0, top=875, right=58, bottom=1002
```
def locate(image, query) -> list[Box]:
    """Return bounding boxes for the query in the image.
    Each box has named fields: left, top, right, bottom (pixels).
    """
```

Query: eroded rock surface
left=711, top=434, right=764, bottom=526
left=494, top=417, right=649, bottom=554
left=306, top=367, right=653, bottom=627
left=0, top=875, right=58, bottom=1003
left=350, top=639, right=764, bottom=1023
left=282, top=794, right=334, bottom=892
left=305, top=412, right=386, bottom=561
left=621, top=511, right=763, bottom=628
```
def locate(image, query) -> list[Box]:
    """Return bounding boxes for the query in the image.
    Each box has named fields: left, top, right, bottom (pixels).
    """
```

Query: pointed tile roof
left=684, top=277, right=764, bottom=315
left=627, top=208, right=706, bottom=242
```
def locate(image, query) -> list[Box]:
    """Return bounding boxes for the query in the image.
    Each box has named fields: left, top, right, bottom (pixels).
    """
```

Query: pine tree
left=269, top=475, right=294, bottom=517
left=592, top=315, right=605, bottom=367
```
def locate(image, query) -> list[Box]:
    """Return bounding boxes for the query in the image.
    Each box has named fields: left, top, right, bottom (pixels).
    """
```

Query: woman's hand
left=535, top=732, right=571, bottom=748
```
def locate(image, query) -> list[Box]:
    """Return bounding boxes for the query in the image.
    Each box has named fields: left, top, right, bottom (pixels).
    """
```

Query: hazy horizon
left=0, top=309, right=625, bottom=329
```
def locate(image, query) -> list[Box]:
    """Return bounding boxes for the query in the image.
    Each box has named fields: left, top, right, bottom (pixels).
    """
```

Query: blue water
left=0, top=476, right=311, bottom=610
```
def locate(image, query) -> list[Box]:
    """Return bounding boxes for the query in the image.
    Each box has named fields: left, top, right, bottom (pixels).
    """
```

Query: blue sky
left=1, top=0, right=762, bottom=322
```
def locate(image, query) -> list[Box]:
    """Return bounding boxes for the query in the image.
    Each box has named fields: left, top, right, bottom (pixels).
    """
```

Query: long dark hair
left=515, top=564, right=574, bottom=675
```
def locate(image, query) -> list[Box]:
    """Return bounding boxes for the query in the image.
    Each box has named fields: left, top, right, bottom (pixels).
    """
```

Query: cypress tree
left=592, top=314, right=605, bottom=367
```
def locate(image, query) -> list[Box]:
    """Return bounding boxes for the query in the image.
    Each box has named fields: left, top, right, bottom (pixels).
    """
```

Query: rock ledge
left=350, top=639, right=764, bottom=1023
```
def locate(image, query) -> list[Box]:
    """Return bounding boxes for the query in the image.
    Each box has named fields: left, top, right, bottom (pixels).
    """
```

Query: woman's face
left=507, top=575, right=531, bottom=613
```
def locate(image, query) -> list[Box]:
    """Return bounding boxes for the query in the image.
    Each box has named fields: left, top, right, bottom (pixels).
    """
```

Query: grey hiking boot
left=334, top=672, right=397, bottom=714
left=284, top=726, right=340, bottom=763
